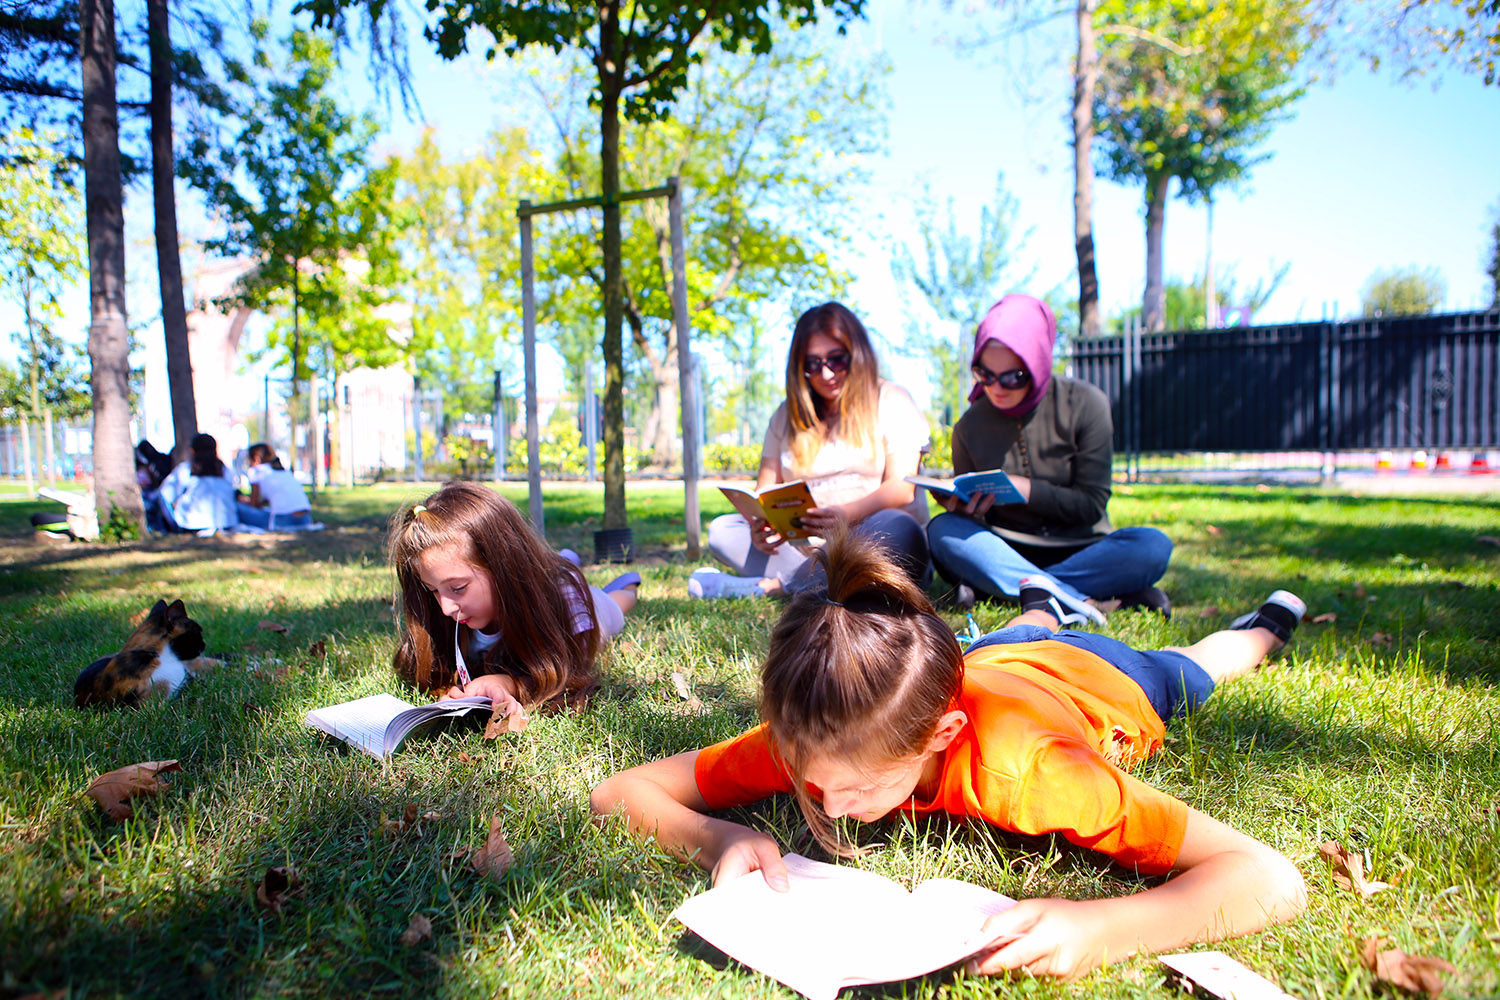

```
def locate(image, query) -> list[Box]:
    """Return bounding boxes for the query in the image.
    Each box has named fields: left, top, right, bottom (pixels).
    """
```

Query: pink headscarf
left=967, top=294, right=1056, bottom=417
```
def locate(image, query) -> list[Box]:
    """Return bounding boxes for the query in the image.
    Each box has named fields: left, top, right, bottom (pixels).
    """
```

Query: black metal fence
left=1069, top=310, right=1500, bottom=472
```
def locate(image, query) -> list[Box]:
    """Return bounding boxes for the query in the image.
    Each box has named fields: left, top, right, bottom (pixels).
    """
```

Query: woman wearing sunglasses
left=692, top=301, right=931, bottom=599
left=927, top=293, right=1173, bottom=622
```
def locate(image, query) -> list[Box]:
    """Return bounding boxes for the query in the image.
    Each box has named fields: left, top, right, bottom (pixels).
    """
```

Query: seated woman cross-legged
left=157, top=433, right=240, bottom=533
left=235, top=442, right=313, bottom=530
left=694, top=301, right=932, bottom=599
left=927, top=293, right=1173, bottom=623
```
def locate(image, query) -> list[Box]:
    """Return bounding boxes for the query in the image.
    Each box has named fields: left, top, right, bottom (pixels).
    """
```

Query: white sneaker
left=688, top=568, right=767, bottom=600
left=1016, top=574, right=1107, bottom=626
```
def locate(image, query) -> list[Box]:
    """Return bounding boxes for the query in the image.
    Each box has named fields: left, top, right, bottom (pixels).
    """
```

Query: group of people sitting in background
left=136, top=434, right=314, bottom=534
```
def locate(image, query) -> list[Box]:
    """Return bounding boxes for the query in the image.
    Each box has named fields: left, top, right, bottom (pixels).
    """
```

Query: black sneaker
left=1116, top=586, right=1172, bottom=620
left=1229, top=590, right=1307, bottom=644
left=1018, top=575, right=1102, bottom=626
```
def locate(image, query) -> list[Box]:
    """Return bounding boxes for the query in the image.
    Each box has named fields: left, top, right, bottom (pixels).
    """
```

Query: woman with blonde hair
left=693, top=301, right=931, bottom=598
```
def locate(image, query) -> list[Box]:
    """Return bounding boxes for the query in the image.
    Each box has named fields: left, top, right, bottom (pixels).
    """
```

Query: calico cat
left=74, top=599, right=217, bottom=708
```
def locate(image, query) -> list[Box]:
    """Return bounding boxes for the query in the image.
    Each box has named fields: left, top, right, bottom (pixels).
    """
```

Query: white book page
left=305, top=693, right=413, bottom=759
left=672, top=854, right=1014, bottom=1000
left=384, top=696, right=491, bottom=756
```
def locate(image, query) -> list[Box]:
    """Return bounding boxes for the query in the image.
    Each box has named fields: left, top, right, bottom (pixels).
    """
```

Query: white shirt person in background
left=235, top=442, right=313, bottom=530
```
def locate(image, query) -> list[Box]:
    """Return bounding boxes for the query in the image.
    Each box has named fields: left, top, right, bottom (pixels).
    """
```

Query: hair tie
left=825, top=597, right=843, bottom=608
left=412, top=504, right=427, bottom=515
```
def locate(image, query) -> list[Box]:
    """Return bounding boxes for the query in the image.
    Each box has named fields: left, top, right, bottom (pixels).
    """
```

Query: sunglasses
left=803, top=350, right=852, bottom=378
left=971, top=362, right=1030, bottom=390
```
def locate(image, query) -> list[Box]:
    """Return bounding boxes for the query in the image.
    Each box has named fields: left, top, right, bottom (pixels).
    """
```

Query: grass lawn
left=1, top=481, right=1498, bottom=999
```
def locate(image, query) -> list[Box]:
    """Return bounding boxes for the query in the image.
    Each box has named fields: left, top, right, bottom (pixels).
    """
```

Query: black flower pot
left=593, top=527, right=634, bottom=564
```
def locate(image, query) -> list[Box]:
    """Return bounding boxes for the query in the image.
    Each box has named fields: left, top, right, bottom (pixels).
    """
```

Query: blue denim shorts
left=1050, top=629, right=1215, bottom=722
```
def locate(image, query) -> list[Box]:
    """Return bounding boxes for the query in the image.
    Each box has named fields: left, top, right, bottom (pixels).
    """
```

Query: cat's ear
left=148, top=599, right=169, bottom=621
left=166, top=599, right=187, bottom=620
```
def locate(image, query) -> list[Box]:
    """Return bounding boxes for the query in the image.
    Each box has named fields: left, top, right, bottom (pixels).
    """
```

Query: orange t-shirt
left=694, top=639, right=1188, bottom=876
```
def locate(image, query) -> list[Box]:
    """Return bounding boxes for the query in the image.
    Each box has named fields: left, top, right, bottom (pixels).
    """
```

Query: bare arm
left=970, top=806, right=1306, bottom=978
left=590, top=751, right=790, bottom=890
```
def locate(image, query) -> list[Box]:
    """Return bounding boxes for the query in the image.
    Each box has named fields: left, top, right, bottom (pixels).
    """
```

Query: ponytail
left=759, top=530, right=963, bottom=855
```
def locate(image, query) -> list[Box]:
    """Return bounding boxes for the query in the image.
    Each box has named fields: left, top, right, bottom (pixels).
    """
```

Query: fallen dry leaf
left=456, top=751, right=475, bottom=765
left=1311, top=612, right=1338, bottom=624
left=1360, top=938, right=1456, bottom=996
left=1198, top=605, right=1221, bottom=618
left=307, top=640, right=326, bottom=659
left=85, top=760, right=181, bottom=821
left=471, top=816, right=514, bottom=881
left=1370, top=632, right=1394, bottom=647
left=1320, top=840, right=1392, bottom=897
left=483, top=698, right=529, bottom=739
left=670, top=671, right=705, bottom=711
left=242, top=701, right=266, bottom=716
left=1206, top=524, right=1223, bottom=536
left=257, top=619, right=290, bottom=634
left=254, top=866, right=302, bottom=915
left=1354, top=581, right=1368, bottom=600
left=383, top=802, right=421, bottom=836
left=400, top=914, right=432, bottom=947
left=128, top=607, right=150, bottom=626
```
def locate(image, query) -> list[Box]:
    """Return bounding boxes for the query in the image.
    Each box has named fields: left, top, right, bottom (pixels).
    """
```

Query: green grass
left=2, top=481, right=1498, bottom=999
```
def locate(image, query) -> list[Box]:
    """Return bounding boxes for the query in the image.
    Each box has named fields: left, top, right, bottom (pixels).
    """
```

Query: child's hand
left=966, top=898, right=1111, bottom=980
left=442, top=673, right=521, bottom=705
left=710, top=828, right=789, bottom=892
left=797, top=504, right=849, bottom=537
left=749, top=516, right=784, bottom=555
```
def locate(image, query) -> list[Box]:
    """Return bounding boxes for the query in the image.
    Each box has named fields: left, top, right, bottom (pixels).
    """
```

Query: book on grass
left=672, top=853, right=1016, bottom=1000
left=718, top=480, right=817, bottom=540
left=305, top=693, right=494, bottom=759
left=905, top=468, right=1024, bottom=505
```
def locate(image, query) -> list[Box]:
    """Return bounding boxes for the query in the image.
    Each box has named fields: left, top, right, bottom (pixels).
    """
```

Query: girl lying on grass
left=591, top=531, right=1307, bottom=979
left=389, top=482, right=639, bottom=712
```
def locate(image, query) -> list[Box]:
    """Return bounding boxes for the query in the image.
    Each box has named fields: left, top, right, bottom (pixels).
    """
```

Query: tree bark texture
left=1073, top=0, right=1101, bottom=339
left=148, top=0, right=197, bottom=459
left=1142, top=172, right=1169, bottom=332
left=81, top=0, right=144, bottom=531
left=598, top=0, right=627, bottom=529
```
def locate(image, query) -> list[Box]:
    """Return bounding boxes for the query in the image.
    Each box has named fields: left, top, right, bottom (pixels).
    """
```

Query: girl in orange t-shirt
left=591, top=531, right=1308, bottom=979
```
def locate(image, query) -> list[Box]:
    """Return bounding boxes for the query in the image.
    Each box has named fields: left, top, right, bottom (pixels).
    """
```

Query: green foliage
left=1106, top=264, right=1290, bottom=333
left=0, top=128, right=83, bottom=319
left=96, top=496, right=143, bottom=543
left=442, top=434, right=493, bottom=478
left=1359, top=267, right=1448, bottom=317
left=891, top=172, right=1031, bottom=427
left=703, top=442, right=761, bottom=474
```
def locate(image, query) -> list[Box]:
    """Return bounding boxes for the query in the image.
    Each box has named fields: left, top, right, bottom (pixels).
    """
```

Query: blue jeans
left=927, top=513, right=1171, bottom=604
left=708, top=507, right=932, bottom=594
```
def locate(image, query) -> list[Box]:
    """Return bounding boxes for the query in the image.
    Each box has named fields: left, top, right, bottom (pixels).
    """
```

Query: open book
left=672, top=853, right=1015, bottom=1000
left=905, top=469, right=1023, bottom=506
left=305, top=694, right=494, bottom=759
left=718, top=481, right=817, bottom=540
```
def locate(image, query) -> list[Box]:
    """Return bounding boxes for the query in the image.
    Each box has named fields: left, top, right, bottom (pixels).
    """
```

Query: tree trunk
left=81, top=0, right=144, bottom=533
left=1073, top=0, right=1101, bottom=339
left=148, top=0, right=197, bottom=460
left=598, top=0, right=627, bottom=529
left=1142, top=172, right=1169, bottom=333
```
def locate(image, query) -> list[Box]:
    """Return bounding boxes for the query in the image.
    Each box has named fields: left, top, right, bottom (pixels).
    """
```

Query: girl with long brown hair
left=592, top=531, right=1308, bottom=979
left=388, top=482, right=639, bottom=709
left=695, top=301, right=931, bottom=599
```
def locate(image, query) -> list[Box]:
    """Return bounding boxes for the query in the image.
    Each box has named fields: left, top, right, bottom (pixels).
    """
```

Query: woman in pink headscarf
left=926, top=294, right=1172, bottom=623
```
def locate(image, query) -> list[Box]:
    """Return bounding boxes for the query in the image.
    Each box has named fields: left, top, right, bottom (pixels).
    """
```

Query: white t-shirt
left=761, top=380, right=930, bottom=523
left=249, top=466, right=309, bottom=514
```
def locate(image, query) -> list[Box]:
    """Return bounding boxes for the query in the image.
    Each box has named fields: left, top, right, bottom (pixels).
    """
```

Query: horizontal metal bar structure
left=1069, top=310, right=1500, bottom=455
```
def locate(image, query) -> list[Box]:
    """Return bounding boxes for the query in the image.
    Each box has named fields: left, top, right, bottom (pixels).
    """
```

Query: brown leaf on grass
left=1319, top=841, right=1392, bottom=897
left=1360, top=938, right=1456, bottom=996
left=257, top=619, right=290, bottom=633
left=1354, top=581, right=1368, bottom=600
left=382, top=803, right=421, bottom=836
left=1198, top=605, right=1221, bottom=618
left=1206, top=524, right=1223, bottom=536
left=1370, top=632, right=1394, bottom=647
left=307, top=640, right=326, bottom=660
left=1311, top=612, right=1338, bottom=624
left=670, top=671, right=705, bottom=711
left=471, top=816, right=514, bottom=881
left=241, top=702, right=266, bottom=716
left=254, top=866, right=302, bottom=915
left=483, top=699, right=529, bottom=739
left=399, top=914, right=432, bottom=947
left=456, top=751, right=476, bottom=765
left=128, top=607, right=150, bottom=626
left=85, top=760, right=181, bottom=821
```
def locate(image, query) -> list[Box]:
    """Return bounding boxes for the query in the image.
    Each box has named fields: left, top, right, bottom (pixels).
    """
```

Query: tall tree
left=1360, top=267, right=1447, bottom=316
left=1073, top=0, right=1102, bottom=338
left=147, top=0, right=196, bottom=458
left=80, top=0, right=143, bottom=531
left=891, top=172, right=1030, bottom=426
left=1094, top=0, right=1308, bottom=331
left=301, top=0, right=866, bottom=530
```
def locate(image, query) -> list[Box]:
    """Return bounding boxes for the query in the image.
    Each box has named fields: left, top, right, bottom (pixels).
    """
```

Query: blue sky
left=6, top=3, right=1498, bottom=415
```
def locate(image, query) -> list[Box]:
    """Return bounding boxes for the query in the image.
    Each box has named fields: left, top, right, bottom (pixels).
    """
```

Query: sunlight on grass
left=0, top=481, right=1497, bottom=998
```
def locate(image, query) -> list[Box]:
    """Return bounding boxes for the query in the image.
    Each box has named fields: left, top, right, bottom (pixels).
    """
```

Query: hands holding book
left=934, top=477, right=1032, bottom=517
left=440, top=672, right=525, bottom=720
left=748, top=504, right=851, bottom=554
